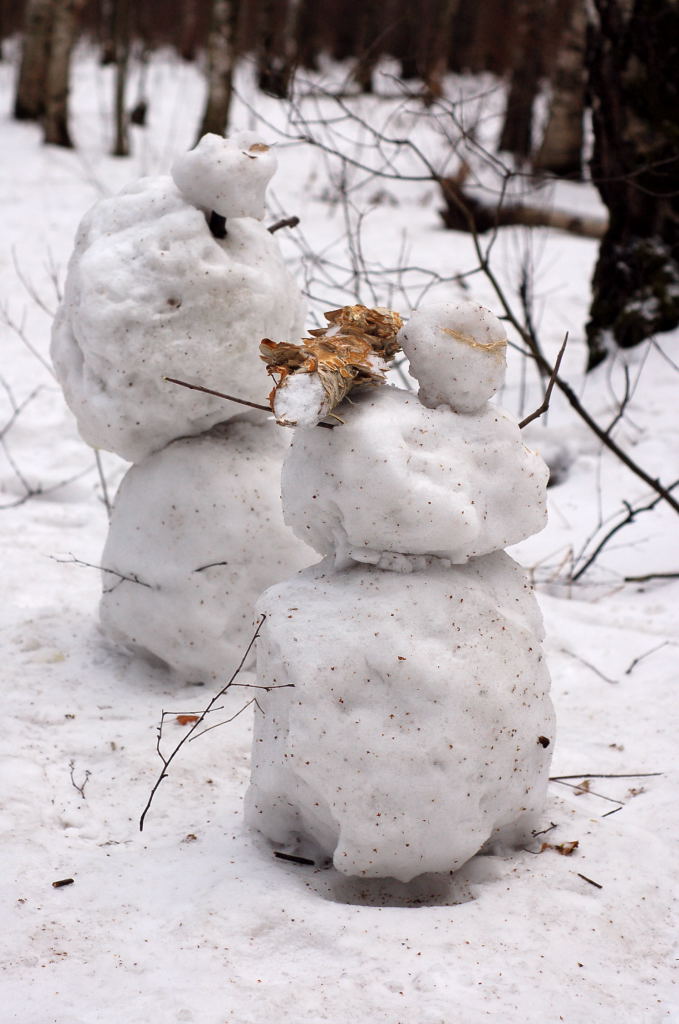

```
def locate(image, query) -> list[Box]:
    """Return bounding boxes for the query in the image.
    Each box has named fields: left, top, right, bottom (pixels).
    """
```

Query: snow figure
left=246, top=300, right=555, bottom=882
left=52, top=133, right=311, bottom=681
left=51, top=132, right=304, bottom=463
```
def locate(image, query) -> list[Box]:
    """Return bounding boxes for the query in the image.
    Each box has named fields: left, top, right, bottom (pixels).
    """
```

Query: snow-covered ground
left=1, top=49, right=677, bottom=1022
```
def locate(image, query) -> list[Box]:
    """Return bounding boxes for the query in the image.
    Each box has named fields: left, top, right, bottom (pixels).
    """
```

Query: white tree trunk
left=197, top=0, right=234, bottom=141
left=534, top=0, right=587, bottom=177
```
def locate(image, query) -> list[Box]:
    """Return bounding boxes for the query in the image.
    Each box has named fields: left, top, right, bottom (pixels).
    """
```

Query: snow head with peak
left=246, top=299, right=555, bottom=883
left=51, top=131, right=304, bottom=463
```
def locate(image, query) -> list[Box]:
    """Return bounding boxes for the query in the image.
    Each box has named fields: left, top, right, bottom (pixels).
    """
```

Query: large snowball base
left=99, top=416, right=311, bottom=682
left=246, top=552, right=554, bottom=882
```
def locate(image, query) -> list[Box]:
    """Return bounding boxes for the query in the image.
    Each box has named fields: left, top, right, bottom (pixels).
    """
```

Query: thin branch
left=549, top=773, right=663, bottom=781
left=519, top=333, right=568, bottom=429
left=164, top=376, right=335, bottom=428
left=139, top=616, right=266, bottom=831
left=572, top=481, right=679, bottom=582
left=625, top=641, right=671, bottom=675
left=50, top=553, right=152, bottom=588
left=94, top=450, right=112, bottom=519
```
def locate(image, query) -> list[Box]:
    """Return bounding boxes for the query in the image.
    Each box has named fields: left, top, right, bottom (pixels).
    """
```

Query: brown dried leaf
left=176, top=714, right=200, bottom=726
left=540, top=839, right=579, bottom=856
left=574, top=779, right=591, bottom=796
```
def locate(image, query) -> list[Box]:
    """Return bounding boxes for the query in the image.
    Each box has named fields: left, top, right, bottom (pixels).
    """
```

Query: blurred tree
left=14, top=0, right=54, bottom=120
left=586, top=0, right=679, bottom=366
left=197, top=0, right=234, bottom=139
left=534, top=0, right=587, bottom=178
left=43, top=0, right=87, bottom=146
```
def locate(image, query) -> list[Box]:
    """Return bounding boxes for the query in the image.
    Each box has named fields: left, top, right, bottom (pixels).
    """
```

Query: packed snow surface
left=171, top=131, right=277, bottom=220
left=281, top=386, right=548, bottom=566
left=272, top=370, right=327, bottom=427
left=247, top=552, right=555, bottom=881
left=400, top=300, right=507, bottom=413
left=99, top=415, right=312, bottom=682
left=51, top=166, right=305, bottom=462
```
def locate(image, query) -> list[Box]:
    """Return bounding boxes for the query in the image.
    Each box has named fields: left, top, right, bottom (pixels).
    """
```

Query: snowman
left=245, top=300, right=555, bottom=881
left=51, top=133, right=311, bottom=681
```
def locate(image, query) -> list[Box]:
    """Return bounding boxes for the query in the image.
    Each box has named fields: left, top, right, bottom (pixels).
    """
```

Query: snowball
left=272, top=372, right=327, bottom=427
left=400, top=300, right=507, bottom=413
left=51, top=174, right=305, bottom=462
left=99, top=416, right=311, bottom=682
left=171, top=132, right=277, bottom=221
left=281, top=386, right=548, bottom=566
left=245, top=552, right=555, bottom=882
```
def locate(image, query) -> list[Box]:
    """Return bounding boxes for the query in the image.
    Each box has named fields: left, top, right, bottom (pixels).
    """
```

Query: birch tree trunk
left=586, top=0, right=679, bottom=367
left=196, top=0, right=234, bottom=141
left=43, top=0, right=86, bottom=147
left=534, top=0, right=587, bottom=178
left=14, top=0, right=54, bottom=121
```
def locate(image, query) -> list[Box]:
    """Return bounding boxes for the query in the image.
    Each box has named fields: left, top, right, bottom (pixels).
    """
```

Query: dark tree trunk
left=14, top=0, right=54, bottom=120
left=586, top=0, right=679, bottom=368
left=111, top=0, right=130, bottom=156
left=499, top=0, right=546, bottom=158
left=257, top=0, right=299, bottom=98
left=197, top=0, right=234, bottom=140
left=534, top=0, right=587, bottom=178
left=43, top=0, right=86, bottom=147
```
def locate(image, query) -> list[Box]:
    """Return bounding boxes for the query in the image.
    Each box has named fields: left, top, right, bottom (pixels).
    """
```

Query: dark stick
left=52, top=878, right=75, bottom=888
left=268, top=216, right=300, bottom=234
left=624, top=572, right=679, bottom=583
left=577, top=873, right=603, bottom=890
left=550, top=773, right=663, bottom=780
left=519, top=333, right=568, bottom=429
left=601, top=806, right=622, bottom=818
left=164, top=376, right=335, bottom=428
left=274, top=851, right=315, bottom=866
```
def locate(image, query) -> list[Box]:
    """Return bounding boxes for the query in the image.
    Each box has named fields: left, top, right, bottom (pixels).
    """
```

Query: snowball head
left=99, top=416, right=311, bottom=682
left=399, top=300, right=507, bottom=413
left=51, top=174, right=305, bottom=462
left=245, top=552, right=555, bottom=881
left=282, top=386, right=548, bottom=566
left=171, top=132, right=277, bottom=220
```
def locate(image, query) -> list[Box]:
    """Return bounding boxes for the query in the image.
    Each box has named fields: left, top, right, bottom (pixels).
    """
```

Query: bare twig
left=139, top=616, right=266, bottom=831
left=93, top=450, right=112, bottom=519
left=572, top=481, right=679, bottom=582
left=577, top=873, right=603, bottom=889
left=164, top=376, right=335, bottom=428
left=69, top=760, right=91, bottom=799
left=550, top=773, right=663, bottom=780
left=624, top=641, right=671, bottom=674
left=50, top=553, right=152, bottom=589
left=268, top=215, right=300, bottom=234
left=519, top=333, right=568, bottom=429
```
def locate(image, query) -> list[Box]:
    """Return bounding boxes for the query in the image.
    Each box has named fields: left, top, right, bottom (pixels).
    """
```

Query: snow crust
left=399, top=300, right=507, bottom=412
left=246, top=552, right=555, bottom=882
left=272, top=371, right=326, bottom=427
left=281, top=386, right=548, bottom=567
left=171, top=131, right=277, bottom=220
left=51, top=171, right=305, bottom=462
left=99, top=415, right=311, bottom=681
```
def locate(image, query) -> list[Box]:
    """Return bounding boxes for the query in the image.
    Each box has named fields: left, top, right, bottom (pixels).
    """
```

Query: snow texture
left=171, top=131, right=277, bottom=220
left=99, top=415, right=311, bottom=682
left=51, top=164, right=305, bottom=463
left=399, top=300, right=507, bottom=413
left=246, top=552, right=555, bottom=882
left=281, top=386, right=548, bottom=567
left=272, top=371, right=327, bottom=427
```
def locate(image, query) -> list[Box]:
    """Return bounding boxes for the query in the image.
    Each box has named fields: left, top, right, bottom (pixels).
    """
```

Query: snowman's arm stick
left=518, top=333, right=568, bottom=430
left=164, top=376, right=334, bottom=428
